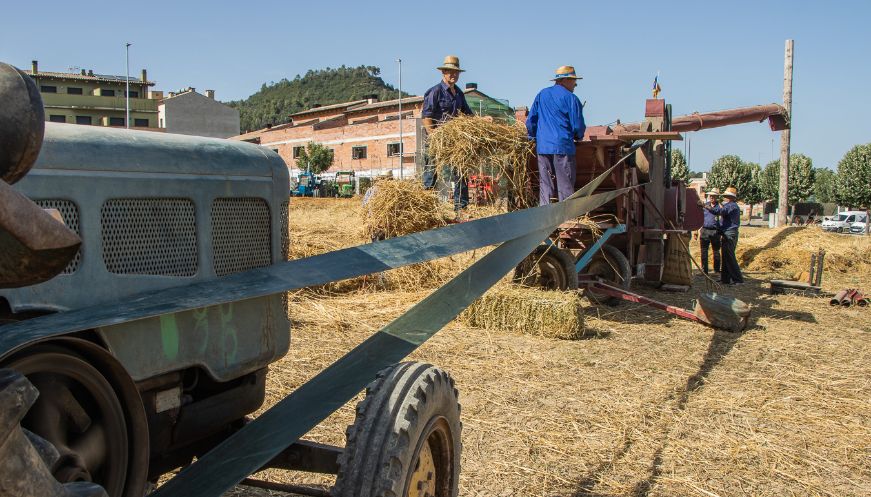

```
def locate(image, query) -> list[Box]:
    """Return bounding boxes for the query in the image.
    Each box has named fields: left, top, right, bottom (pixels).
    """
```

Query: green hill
left=227, top=65, right=412, bottom=133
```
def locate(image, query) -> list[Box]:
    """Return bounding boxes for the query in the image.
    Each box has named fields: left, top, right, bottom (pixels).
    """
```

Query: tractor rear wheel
left=583, top=245, right=631, bottom=306
left=513, top=245, right=578, bottom=291
left=333, top=362, right=461, bottom=497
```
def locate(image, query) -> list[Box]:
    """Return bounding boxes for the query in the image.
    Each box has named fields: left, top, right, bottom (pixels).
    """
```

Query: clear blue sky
left=3, top=0, right=868, bottom=171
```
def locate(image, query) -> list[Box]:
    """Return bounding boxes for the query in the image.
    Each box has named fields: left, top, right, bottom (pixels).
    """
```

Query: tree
left=788, top=154, right=815, bottom=204
left=742, top=162, right=764, bottom=223
left=297, top=142, right=334, bottom=175
left=670, top=149, right=690, bottom=183
left=835, top=143, right=871, bottom=235
left=758, top=161, right=780, bottom=202
left=813, top=168, right=837, bottom=204
left=707, top=155, right=753, bottom=198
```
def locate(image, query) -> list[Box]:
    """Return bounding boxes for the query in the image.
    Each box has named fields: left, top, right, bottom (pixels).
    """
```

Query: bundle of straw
left=458, top=285, right=586, bottom=340
left=361, top=180, right=450, bottom=240
left=427, top=115, right=534, bottom=207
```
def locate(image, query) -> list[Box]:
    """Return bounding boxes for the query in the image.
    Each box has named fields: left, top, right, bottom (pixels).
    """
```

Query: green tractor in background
left=335, top=170, right=355, bottom=198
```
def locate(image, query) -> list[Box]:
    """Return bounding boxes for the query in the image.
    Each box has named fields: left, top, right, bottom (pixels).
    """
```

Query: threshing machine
left=334, top=170, right=355, bottom=197
left=516, top=99, right=789, bottom=302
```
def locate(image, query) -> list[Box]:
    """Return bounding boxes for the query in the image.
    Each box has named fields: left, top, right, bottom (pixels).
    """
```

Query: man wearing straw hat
left=422, top=55, right=474, bottom=212
left=526, top=65, right=586, bottom=205
left=705, top=186, right=744, bottom=284
left=700, top=188, right=722, bottom=275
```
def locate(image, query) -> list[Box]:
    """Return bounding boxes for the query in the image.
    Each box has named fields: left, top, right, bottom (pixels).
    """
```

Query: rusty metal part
left=614, top=104, right=789, bottom=134
left=0, top=179, right=81, bottom=288
left=0, top=63, right=45, bottom=184
left=0, top=369, right=108, bottom=497
left=842, top=289, right=858, bottom=307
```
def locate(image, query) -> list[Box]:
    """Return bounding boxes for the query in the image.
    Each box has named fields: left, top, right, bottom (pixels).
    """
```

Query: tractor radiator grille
left=211, top=198, right=272, bottom=277
left=280, top=200, right=289, bottom=317
left=35, top=199, right=82, bottom=275
left=101, top=198, right=198, bottom=277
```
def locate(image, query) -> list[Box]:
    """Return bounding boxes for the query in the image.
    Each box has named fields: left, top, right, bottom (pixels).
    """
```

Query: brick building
left=233, top=84, right=515, bottom=180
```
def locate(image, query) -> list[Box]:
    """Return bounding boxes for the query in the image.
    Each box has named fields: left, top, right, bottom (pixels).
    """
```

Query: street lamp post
left=397, top=59, right=404, bottom=179
left=125, top=42, right=131, bottom=129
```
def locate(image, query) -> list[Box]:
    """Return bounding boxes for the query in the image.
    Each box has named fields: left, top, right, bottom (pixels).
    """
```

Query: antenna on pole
left=125, top=42, right=132, bottom=129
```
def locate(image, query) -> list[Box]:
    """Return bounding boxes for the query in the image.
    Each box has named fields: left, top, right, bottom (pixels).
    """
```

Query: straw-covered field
left=225, top=198, right=870, bottom=497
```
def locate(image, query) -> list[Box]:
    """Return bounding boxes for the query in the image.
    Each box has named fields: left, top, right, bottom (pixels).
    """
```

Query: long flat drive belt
left=0, top=163, right=633, bottom=497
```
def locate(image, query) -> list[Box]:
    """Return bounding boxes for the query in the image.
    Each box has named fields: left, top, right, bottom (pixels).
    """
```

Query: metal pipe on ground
left=831, top=290, right=848, bottom=306
left=841, top=289, right=858, bottom=307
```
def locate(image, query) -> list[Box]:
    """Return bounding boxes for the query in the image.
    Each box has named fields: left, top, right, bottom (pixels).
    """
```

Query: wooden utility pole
left=777, top=39, right=794, bottom=227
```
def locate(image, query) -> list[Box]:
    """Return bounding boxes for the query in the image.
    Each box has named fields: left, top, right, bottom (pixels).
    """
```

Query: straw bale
left=361, top=179, right=451, bottom=240
left=427, top=115, right=534, bottom=207
left=736, top=226, right=871, bottom=281
left=458, top=284, right=586, bottom=340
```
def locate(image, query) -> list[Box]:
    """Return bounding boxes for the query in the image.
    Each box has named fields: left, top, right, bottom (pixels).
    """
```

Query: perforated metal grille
left=211, top=198, right=272, bottom=276
left=280, top=201, right=289, bottom=260
left=101, top=198, right=198, bottom=276
left=34, top=199, right=82, bottom=274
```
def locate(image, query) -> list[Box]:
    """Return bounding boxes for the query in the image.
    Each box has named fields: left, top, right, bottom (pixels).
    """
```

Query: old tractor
left=516, top=99, right=789, bottom=303
left=334, top=170, right=356, bottom=197
left=0, top=62, right=464, bottom=497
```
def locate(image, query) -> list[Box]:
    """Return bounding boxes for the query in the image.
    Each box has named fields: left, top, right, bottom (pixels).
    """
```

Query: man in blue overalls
left=525, top=65, right=586, bottom=205
left=422, top=55, right=473, bottom=212
left=706, top=186, right=744, bottom=284
left=700, top=188, right=722, bottom=274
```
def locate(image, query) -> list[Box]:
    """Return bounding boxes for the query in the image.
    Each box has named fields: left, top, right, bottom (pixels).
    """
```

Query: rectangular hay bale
left=458, top=286, right=586, bottom=340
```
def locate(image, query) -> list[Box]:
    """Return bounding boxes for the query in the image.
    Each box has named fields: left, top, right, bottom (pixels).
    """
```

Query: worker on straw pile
left=526, top=65, right=586, bottom=205
left=705, top=186, right=744, bottom=285
left=422, top=55, right=474, bottom=212
left=700, top=188, right=722, bottom=275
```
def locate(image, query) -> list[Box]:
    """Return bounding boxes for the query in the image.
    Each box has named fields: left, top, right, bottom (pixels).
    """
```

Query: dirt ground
left=222, top=199, right=871, bottom=497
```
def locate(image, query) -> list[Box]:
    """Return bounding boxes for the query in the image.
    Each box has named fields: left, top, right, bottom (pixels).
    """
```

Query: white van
left=822, top=210, right=868, bottom=232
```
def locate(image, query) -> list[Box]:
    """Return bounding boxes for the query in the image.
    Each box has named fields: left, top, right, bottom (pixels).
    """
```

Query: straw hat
left=437, top=55, right=465, bottom=72
left=705, top=188, right=720, bottom=196
left=722, top=186, right=738, bottom=198
left=552, top=65, right=583, bottom=81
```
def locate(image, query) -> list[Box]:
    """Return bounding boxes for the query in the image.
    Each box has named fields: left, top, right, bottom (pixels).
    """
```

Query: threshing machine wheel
left=584, top=245, right=631, bottom=306
left=333, top=362, right=461, bottom=497
left=2, top=341, right=148, bottom=497
left=513, top=245, right=579, bottom=291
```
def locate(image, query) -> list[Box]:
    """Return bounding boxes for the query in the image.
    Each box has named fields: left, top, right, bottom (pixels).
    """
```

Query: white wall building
left=158, top=88, right=240, bottom=138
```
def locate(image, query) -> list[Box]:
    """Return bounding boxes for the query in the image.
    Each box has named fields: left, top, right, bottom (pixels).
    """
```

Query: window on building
left=67, top=87, right=83, bottom=95
left=101, top=89, right=116, bottom=97
left=134, top=118, right=149, bottom=127
left=40, top=85, right=57, bottom=93
left=49, top=115, right=66, bottom=123
left=75, top=116, right=92, bottom=125
left=272, top=148, right=280, bottom=154
left=351, top=146, right=367, bottom=160
left=387, top=142, right=401, bottom=157
left=126, top=90, right=139, bottom=98
left=292, top=146, right=304, bottom=159
left=109, top=117, right=125, bottom=127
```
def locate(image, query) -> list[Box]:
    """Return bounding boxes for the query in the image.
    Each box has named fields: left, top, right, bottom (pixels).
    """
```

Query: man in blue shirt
left=705, top=186, right=744, bottom=284
left=526, top=65, right=586, bottom=205
left=699, top=188, right=722, bottom=274
left=422, top=55, right=473, bottom=211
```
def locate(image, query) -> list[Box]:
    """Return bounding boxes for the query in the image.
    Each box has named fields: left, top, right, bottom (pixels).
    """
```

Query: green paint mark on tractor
left=159, top=314, right=180, bottom=360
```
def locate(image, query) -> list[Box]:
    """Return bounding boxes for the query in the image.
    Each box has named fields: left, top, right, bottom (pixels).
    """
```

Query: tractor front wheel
left=332, top=362, right=461, bottom=497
